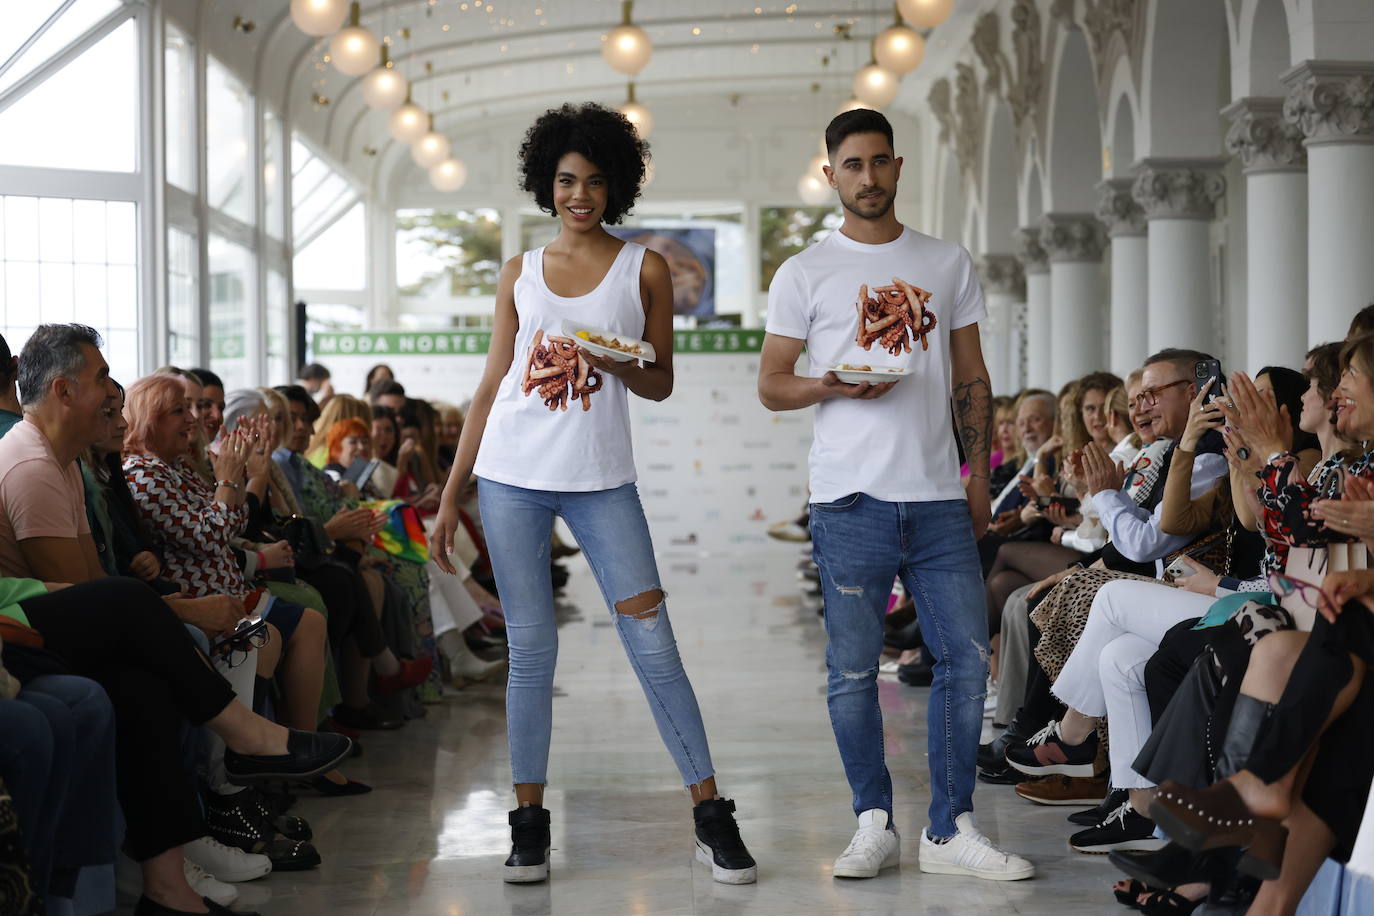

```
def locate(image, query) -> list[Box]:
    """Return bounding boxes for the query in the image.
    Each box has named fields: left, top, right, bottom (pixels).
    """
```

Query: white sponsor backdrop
left=313, top=330, right=812, bottom=554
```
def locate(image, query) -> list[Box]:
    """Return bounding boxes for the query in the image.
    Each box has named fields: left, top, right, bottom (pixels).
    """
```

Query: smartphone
left=1194, top=359, right=1225, bottom=402
left=1036, top=495, right=1081, bottom=514
left=1164, top=556, right=1196, bottom=581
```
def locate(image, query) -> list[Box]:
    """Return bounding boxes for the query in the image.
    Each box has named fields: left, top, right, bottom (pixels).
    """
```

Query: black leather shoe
left=332, top=703, right=403, bottom=731
left=693, top=798, right=757, bottom=884
left=215, top=788, right=312, bottom=842
left=224, top=729, right=351, bottom=785
left=1110, top=843, right=1241, bottom=892
left=206, top=791, right=322, bottom=871
left=977, top=709, right=1036, bottom=771
left=977, top=763, right=1025, bottom=785
left=504, top=806, right=551, bottom=883
left=134, top=895, right=252, bottom=916
left=897, top=661, right=933, bottom=686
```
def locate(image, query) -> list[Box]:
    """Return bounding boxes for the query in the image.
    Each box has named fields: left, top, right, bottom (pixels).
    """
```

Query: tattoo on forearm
left=952, top=376, right=993, bottom=479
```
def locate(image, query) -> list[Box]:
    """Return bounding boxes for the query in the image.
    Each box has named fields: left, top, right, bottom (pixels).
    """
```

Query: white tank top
left=473, top=242, right=648, bottom=492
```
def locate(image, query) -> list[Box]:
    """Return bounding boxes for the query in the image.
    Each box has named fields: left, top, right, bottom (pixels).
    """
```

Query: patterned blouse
left=124, top=453, right=251, bottom=599
left=1257, top=448, right=1373, bottom=575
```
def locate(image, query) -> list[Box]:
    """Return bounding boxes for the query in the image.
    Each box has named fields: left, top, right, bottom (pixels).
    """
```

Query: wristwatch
left=215, top=479, right=241, bottom=490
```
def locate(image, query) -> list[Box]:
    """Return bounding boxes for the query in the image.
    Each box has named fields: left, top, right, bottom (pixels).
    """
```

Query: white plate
left=828, top=365, right=911, bottom=384
left=560, top=320, right=655, bottom=363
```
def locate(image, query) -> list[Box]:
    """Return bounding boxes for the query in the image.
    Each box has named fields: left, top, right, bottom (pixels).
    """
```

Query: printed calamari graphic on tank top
left=518, top=328, right=605, bottom=412
left=854, top=277, right=937, bottom=355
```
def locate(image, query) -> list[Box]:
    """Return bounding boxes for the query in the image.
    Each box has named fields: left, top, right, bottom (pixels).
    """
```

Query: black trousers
left=1017, top=620, right=1067, bottom=727
left=22, top=578, right=237, bottom=861
left=1144, top=618, right=1210, bottom=723
left=299, top=561, right=386, bottom=657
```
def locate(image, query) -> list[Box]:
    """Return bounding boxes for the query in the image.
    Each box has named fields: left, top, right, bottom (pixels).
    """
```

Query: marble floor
left=211, top=551, right=1122, bottom=916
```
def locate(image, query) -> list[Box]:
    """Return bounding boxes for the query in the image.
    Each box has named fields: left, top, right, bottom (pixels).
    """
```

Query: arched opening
left=1045, top=31, right=1103, bottom=212
left=1248, top=0, right=1292, bottom=96
left=983, top=103, right=1019, bottom=254
left=1145, top=0, right=1230, bottom=156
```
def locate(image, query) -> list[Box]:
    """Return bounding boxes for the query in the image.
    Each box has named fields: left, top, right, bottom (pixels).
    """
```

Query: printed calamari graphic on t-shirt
left=854, top=277, right=937, bottom=355
left=519, top=329, right=604, bottom=412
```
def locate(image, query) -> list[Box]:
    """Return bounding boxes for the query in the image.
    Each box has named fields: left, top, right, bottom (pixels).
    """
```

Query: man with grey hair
left=0, top=324, right=116, bottom=582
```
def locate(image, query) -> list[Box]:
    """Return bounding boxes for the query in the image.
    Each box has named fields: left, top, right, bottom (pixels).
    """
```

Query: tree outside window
left=396, top=208, right=502, bottom=298
left=758, top=205, right=841, bottom=291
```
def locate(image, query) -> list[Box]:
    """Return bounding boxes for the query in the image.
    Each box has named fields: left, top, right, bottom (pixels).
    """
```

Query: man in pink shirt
left=0, top=324, right=114, bottom=582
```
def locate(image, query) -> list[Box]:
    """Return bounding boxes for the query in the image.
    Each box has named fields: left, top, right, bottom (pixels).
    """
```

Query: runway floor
left=219, top=551, right=1120, bottom=915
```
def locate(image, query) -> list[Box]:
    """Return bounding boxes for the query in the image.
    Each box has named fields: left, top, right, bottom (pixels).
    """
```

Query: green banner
left=311, top=329, right=764, bottom=357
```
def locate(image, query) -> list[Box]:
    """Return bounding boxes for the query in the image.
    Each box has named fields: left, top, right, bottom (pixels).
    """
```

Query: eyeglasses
left=212, top=621, right=272, bottom=669
left=1267, top=571, right=1330, bottom=611
left=1132, top=379, right=1191, bottom=409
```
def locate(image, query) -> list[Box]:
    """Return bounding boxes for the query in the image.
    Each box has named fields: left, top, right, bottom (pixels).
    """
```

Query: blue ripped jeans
left=810, top=494, right=989, bottom=838
left=478, top=478, right=715, bottom=787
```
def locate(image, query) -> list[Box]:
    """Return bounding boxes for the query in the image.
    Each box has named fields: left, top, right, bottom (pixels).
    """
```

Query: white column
left=1224, top=96, right=1309, bottom=370
left=1132, top=159, right=1227, bottom=355
left=1284, top=62, right=1374, bottom=346
left=1096, top=178, right=1149, bottom=375
left=978, top=254, right=1024, bottom=395
left=1016, top=226, right=1052, bottom=390
left=1008, top=301, right=1027, bottom=391
left=1040, top=213, right=1107, bottom=386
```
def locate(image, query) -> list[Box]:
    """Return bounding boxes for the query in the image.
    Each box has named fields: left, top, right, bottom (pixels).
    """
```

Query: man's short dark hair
left=189, top=367, right=225, bottom=390
left=298, top=362, right=331, bottom=382
left=368, top=379, right=406, bottom=401
left=825, top=108, right=894, bottom=158
left=18, top=324, right=103, bottom=407
left=274, top=384, right=320, bottom=423
left=0, top=333, right=13, bottom=383
left=1143, top=348, right=1215, bottom=381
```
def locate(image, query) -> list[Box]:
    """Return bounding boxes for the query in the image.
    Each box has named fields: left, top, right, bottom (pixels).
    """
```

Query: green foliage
left=396, top=208, right=503, bottom=297
left=758, top=206, right=841, bottom=291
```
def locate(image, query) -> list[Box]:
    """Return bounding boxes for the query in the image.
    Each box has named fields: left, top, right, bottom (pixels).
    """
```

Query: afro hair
left=518, top=102, right=649, bottom=225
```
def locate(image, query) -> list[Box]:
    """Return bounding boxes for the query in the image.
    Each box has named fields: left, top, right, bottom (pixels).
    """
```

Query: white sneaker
left=919, top=813, right=1034, bottom=881
left=878, top=659, right=902, bottom=679
left=183, top=835, right=272, bottom=883
left=832, top=809, right=900, bottom=878
left=184, top=859, right=238, bottom=906
left=983, top=680, right=999, bottom=718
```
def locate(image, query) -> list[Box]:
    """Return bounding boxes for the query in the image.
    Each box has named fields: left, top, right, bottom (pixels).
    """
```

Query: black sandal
left=1140, top=890, right=1203, bottom=915
left=1113, top=879, right=1152, bottom=908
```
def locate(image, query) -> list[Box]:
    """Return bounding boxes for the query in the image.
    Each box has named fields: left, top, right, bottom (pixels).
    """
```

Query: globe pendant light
left=798, top=173, right=831, bottom=205
left=809, top=154, right=830, bottom=179
left=412, top=115, right=451, bottom=168
left=361, top=45, right=408, bottom=111
left=388, top=91, right=427, bottom=144
left=430, top=158, right=467, bottom=192
left=853, top=61, right=899, bottom=108
left=330, top=3, right=379, bottom=77
left=875, top=21, right=925, bottom=74
left=897, top=0, right=954, bottom=30
left=619, top=82, right=653, bottom=138
left=290, top=0, right=349, bottom=37
left=603, top=0, right=652, bottom=76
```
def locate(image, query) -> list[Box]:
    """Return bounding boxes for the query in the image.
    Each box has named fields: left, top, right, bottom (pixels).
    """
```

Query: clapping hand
left=1218, top=372, right=1289, bottom=459
left=1313, top=475, right=1374, bottom=544
left=1080, top=442, right=1126, bottom=496
left=210, top=429, right=250, bottom=483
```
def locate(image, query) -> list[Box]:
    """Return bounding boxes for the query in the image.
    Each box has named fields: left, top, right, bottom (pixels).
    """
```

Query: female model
left=430, top=103, right=756, bottom=885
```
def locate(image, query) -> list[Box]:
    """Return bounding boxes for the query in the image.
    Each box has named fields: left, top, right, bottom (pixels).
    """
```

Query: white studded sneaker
left=184, top=859, right=238, bottom=907
left=832, top=809, right=900, bottom=878
left=918, top=813, right=1035, bottom=881
left=183, top=834, right=272, bottom=883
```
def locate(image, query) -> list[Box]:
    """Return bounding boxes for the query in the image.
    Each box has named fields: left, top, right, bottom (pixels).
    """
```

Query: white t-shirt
left=766, top=226, right=986, bottom=504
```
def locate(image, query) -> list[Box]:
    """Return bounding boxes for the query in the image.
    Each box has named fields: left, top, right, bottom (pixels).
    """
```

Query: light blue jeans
left=478, top=478, right=715, bottom=787
left=810, top=494, right=989, bottom=838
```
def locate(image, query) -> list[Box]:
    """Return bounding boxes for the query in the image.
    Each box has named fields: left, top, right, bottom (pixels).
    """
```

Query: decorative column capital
left=1281, top=60, right=1374, bottom=146
left=1131, top=158, right=1227, bottom=220
left=1223, top=96, right=1307, bottom=172
left=1095, top=177, right=1146, bottom=237
left=1014, top=225, right=1049, bottom=275
left=1039, top=212, right=1107, bottom=263
left=979, top=254, right=1026, bottom=298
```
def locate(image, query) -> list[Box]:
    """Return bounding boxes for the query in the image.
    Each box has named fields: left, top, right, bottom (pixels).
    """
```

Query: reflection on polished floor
left=237, top=552, right=1117, bottom=915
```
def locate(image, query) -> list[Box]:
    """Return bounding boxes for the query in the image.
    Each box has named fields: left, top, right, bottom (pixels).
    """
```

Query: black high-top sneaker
left=504, top=806, right=551, bottom=883
left=693, top=798, right=758, bottom=884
